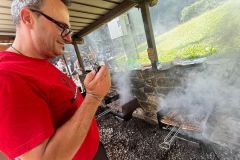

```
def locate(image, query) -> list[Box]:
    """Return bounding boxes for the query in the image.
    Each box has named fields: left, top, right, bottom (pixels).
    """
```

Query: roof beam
left=0, top=7, right=11, bottom=14
left=69, top=10, right=100, bottom=19
left=70, top=17, right=94, bottom=23
left=71, top=0, right=116, bottom=10
left=103, top=0, right=123, bottom=3
left=0, top=14, right=12, bottom=20
left=70, top=22, right=89, bottom=27
left=0, top=25, right=15, bottom=30
left=0, top=0, right=11, bottom=8
left=69, top=3, right=108, bottom=14
left=0, top=20, right=14, bottom=25
left=73, top=0, right=136, bottom=38
left=0, top=35, right=15, bottom=43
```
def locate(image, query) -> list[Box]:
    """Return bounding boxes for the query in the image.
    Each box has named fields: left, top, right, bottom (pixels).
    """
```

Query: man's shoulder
left=0, top=51, right=8, bottom=59
left=0, top=69, right=24, bottom=87
left=0, top=51, right=19, bottom=72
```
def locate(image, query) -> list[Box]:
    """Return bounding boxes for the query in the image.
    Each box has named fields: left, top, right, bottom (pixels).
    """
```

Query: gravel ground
left=97, top=112, right=239, bottom=160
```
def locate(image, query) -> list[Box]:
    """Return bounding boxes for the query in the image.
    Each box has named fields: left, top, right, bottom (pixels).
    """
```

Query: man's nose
left=64, top=34, right=72, bottom=43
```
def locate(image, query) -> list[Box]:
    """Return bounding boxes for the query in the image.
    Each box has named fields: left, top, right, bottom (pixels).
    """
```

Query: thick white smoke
left=112, top=71, right=133, bottom=106
left=159, top=53, right=240, bottom=151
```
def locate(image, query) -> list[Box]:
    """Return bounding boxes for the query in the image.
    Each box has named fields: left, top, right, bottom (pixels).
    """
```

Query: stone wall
left=113, top=64, right=204, bottom=124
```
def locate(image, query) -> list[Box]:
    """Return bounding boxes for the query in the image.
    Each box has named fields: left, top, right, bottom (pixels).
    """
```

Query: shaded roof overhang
left=0, top=0, right=137, bottom=43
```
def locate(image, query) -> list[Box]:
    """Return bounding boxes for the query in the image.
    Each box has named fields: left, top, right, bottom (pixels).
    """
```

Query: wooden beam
left=0, top=14, right=12, bottom=20
left=69, top=10, right=100, bottom=19
left=0, top=32, right=15, bottom=36
left=0, top=8, right=11, bottom=14
left=73, top=41, right=86, bottom=73
left=0, top=0, right=11, bottom=7
left=0, top=19, right=14, bottom=25
left=71, top=0, right=117, bottom=9
left=70, top=17, right=94, bottom=23
left=104, top=0, right=123, bottom=3
left=69, top=3, right=108, bottom=14
left=71, top=26, right=84, bottom=30
left=0, top=24, right=15, bottom=29
left=0, top=35, right=15, bottom=43
left=140, top=2, right=158, bottom=70
left=70, top=22, right=89, bottom=27
left=73, top=0, right=136, bottom=38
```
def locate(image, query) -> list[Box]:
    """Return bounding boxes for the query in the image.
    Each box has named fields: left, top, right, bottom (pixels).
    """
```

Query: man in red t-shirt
left=0, top=0, right=111, bottom=159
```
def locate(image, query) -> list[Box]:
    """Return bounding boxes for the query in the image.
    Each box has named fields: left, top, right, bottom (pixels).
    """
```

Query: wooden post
left=140, top=1, right=158, bottom=70
left=73, top=41, right=86, bottom=73
left=62, top=54, right=72, bottom=78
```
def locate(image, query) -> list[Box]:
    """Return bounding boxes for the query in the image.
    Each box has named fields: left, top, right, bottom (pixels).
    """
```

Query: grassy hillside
left=135, top=0, right=240, bottom=64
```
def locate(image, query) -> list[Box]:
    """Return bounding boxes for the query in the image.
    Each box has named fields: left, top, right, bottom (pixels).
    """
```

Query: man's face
left=32, top=0, right=71, bottom=58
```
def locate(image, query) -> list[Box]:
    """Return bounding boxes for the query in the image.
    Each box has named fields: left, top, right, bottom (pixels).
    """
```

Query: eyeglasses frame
left=29, top=8, right=72, bottom=38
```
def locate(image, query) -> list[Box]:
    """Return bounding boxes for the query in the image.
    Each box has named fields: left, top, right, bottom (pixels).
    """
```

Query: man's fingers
left=84, top=65, right=109, bottom=90
left=90, top=65, right=108, bottom=83
left=84, top=65, right=111, bottom=97
left=84, top=70, right=96, bottom=85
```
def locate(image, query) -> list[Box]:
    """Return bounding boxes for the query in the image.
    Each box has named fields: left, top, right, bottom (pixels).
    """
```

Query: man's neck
left=8, top=38, right=46, bottom=59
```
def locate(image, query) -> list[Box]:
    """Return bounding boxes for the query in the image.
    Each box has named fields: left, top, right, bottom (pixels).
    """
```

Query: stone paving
left=97, top=113, right=240, bottom=160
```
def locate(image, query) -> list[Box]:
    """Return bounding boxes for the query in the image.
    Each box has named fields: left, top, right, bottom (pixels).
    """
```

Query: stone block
left=156, top=87, right=174, bottom=95
left=142, top=69, right=155, bottom=80
left=133, top=89, right=148, bottom=101
left=131, top=78, right=145, bottom=88
left=145, top=79, right=152, bottom=86
left=130, top=70, right=143, bottom=79
left=144, top=85, right=155, bottom=93
left=153, top=71, right=167, bottom=78
left=147, top=95, right=159, bottom=106
left=157, top=78, right=177, bottom=87
left=138, top=101, right=149, bottom=108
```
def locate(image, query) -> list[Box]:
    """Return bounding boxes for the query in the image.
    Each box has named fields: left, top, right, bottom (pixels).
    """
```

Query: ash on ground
left=97, top=113, right=240, bottom=160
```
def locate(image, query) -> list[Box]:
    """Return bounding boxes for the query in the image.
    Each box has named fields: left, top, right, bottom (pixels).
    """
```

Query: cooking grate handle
left=97, top=108, right=112, bottom=120
left=159, top=125, right=181, bottom=150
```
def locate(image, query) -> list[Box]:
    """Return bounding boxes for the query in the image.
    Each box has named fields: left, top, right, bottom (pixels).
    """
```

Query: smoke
left=159, top=52, right=240, bottom=150
left=112, top=71, right=133, bottom=106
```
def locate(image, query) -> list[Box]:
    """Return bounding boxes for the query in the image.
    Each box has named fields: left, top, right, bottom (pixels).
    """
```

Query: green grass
left=122, top=0, right=240, bottom=67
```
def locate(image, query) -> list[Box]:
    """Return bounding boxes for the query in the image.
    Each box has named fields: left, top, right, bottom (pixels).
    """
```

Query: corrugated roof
left=0, top=0, right=136, bottom=42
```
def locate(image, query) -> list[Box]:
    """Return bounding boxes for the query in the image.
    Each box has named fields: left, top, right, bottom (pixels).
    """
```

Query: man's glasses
left=29, top=8, right=72, bottom=39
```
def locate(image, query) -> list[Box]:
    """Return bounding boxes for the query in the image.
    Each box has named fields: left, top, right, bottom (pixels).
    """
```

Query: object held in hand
left=92, top=62, right=101, bottom=73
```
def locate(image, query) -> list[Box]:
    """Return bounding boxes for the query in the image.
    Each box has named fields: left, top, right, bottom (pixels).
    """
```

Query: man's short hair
left=11, top=0, right=71, bottom=25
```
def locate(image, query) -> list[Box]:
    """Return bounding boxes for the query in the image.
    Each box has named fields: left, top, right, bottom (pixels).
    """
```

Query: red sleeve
left=0, top=71, right=55, bottom=159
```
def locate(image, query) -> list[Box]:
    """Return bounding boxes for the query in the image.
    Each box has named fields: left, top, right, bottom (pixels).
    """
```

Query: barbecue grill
left=157, top=108, right=219, bottom=154
left=157, top=110, right=203, bottom=148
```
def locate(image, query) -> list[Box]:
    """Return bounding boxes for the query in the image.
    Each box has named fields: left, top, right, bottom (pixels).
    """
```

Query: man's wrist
left=86, top=92, right=103, bottom=103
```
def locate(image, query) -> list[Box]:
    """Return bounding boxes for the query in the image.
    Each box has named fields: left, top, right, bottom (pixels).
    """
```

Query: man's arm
left=19, top=66, right=111, bottom=160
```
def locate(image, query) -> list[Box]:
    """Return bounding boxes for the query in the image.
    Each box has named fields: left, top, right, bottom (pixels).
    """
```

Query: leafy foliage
left=180, top=0, right=222, bottom=22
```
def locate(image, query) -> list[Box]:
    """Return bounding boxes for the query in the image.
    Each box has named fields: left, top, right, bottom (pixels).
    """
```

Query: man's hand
left=84, top=65, right=111, bottom=98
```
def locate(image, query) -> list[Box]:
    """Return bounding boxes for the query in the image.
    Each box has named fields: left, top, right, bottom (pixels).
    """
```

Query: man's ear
left=19, top=8, right=34, bottom=26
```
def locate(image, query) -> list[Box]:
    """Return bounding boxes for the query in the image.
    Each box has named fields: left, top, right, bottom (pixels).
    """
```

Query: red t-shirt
left=0, top=51, right=99, bottom=159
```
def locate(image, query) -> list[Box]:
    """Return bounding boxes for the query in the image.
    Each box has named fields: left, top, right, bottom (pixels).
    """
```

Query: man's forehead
left=41, top=0, right=70, bottom=26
